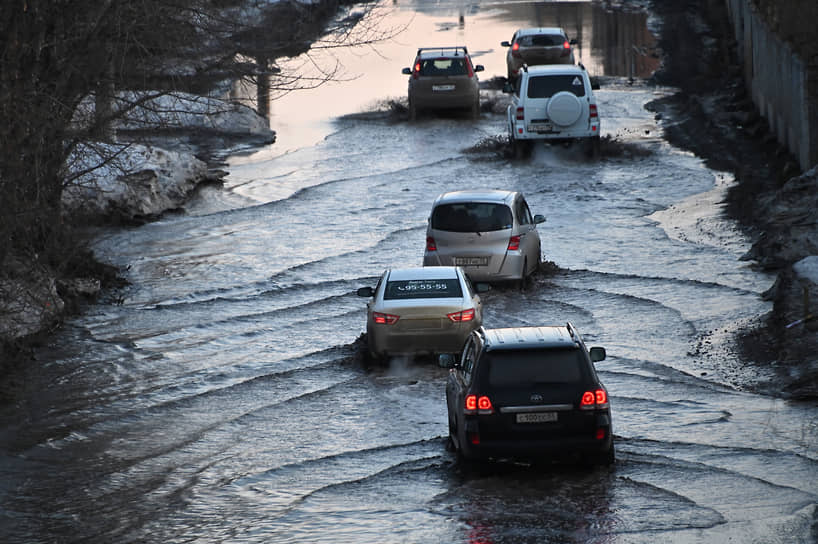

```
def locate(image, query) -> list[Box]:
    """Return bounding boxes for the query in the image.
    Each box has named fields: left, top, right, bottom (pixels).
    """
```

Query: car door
left=447, top=335, right=477, bottom=434
left=515, top=196, right=541, bottom=272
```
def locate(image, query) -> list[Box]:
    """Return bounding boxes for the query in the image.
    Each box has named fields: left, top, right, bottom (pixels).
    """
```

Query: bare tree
left=0, top=0, right=398, bottom=265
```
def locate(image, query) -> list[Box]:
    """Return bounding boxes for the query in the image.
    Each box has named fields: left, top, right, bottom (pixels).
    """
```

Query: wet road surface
left=1, top=1, right=816, bottom=542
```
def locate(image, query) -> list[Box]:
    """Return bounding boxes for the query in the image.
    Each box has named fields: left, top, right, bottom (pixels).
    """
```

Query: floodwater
left=1, top=1, right=816, bottom=543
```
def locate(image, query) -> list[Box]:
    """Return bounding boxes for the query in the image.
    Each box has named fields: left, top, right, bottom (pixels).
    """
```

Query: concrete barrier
left=725, top=0, right=817, bottom=171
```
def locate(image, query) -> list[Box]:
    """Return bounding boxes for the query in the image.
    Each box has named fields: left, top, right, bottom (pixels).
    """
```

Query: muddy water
left=1, top=1, right=816, bottom=543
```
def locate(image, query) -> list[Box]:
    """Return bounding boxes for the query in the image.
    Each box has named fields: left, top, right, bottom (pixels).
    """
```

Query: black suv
left=441, top=324, right=613, bottom=465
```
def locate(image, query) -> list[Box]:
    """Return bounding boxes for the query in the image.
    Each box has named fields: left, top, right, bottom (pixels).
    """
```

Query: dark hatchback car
left=441, top=325, right=613, bottom=465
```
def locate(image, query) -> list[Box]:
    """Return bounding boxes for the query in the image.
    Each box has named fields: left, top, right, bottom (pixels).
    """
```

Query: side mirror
left=356, top=286, right=374, bottom=297
left=401, top=67, right=412, bottom=75
left=502, top=82, right=513, bottom=94
left=570, top=38, right=578, bottom=45
left=590, top=77, right=601, bottom=90
left=438, top=353, right=458, bottom=368
left=475, top=283, right=491, bottom=293
left=533, top=214, right=546, bottom=224
left=589, top=346, right=606, bottom=362
left=500, top=41, right=511, bottom=47
left=474, top=64, right=485, bottom=73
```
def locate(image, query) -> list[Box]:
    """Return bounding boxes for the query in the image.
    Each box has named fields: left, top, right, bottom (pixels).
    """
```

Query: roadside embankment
left=647, top=0, right=818, bottom=398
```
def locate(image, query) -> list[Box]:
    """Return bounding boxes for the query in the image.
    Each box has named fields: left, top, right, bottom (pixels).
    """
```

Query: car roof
left=515, top=27, right=567, bottom=37
left=524, top=64, right=586, bottom=76
left=482, top=326, right=580, bottom=351
left=387, top=266, right=461, bottom=281
left=416, top=46, right=469, bottom=59
left=433, top=189, right=516, bottom=206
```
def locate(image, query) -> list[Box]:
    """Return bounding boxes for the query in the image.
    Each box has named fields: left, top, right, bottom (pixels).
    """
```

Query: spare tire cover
left=547, top=91, right=582, bottom=126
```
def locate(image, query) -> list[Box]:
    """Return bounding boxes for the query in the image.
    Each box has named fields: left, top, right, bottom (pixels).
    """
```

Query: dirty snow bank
left=62, top=143, right=216, bottom=222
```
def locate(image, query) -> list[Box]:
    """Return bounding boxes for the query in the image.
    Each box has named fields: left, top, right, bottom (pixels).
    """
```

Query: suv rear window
left=485, top=348, right=584, bottom=386
left=431, top=203, right=513, bottom=232
left=383, top=279, right=463, bottom=300
left=418, top=58, right=468, bottom=77
left=518, top=34, right=563, bottom=47
left=526, top=74, right=586, bottom=98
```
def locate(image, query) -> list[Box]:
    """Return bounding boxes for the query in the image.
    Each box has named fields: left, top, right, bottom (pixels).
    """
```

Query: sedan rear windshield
left=384, top=279, right=463, bottom=300
left=485, top=348, right=585, bottom=386
left=517, top=34, right=564, bottom=47
left=526, top=74, right=586, bottom=98
left=431, top=203, right=513, bottom=232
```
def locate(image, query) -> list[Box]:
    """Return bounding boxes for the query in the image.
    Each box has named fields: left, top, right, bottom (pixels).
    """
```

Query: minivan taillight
left=373, top=312, right=399, bottom=325
left=426, top=236, right=437, bottom=251
left=515, top=107, right=524, bottom=121
left=507, top=235, right=521, bottom=251
left=447, top=308, right=475, bottom=322
left=465, top=394, right=493, bottom=415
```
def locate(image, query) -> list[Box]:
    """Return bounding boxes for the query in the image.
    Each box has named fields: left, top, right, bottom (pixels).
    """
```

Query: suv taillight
left=447, top=308, right=475, bottom=322
left=426, top=236, right=436, bottom=251
left=515, top=107, right=524, bottom=121
left=579, top=388, right=609, bottom=410
left=589, top=104, right=598, bottom=119
left=507, top=235, right=520, bottom=251
left=465, top=394, right=493, bottom=415
left=373, top=312, right=399, bottom=325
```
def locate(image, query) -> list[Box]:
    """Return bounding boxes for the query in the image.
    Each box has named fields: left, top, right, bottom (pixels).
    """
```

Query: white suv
left=503, top=64, right=600, bottom=158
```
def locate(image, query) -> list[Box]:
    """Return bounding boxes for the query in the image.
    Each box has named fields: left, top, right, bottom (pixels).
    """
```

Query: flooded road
left=1, top=1, right=817, bottom=542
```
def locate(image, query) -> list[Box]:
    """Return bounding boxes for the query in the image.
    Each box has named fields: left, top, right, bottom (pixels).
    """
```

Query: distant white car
left=356, top=266, right=486, bottom=361
left=504, top=64, right=601, bottom=158
left=423, top=190, right=545, bottom=285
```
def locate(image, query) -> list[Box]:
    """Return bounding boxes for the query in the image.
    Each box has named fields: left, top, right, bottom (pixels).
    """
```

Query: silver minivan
left=423, top=190, right=545, bottom=284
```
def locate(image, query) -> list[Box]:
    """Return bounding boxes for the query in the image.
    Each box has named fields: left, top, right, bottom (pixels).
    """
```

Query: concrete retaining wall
left=725, top=0, right=817, bottom=171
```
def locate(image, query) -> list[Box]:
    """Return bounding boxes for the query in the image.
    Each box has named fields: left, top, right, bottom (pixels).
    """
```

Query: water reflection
left=230, top=0, right=657, bottom=136
left=447, top=461, right=618, bottom=543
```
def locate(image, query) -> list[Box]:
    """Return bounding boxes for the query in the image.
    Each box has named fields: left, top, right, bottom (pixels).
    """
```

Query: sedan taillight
left=507, top=235, right=521, bottom=251
left=447, top=308, right=475, bottom=322
left=426, top=236, right=437, bottom=251
left=373, top=312, right=399, bottom=325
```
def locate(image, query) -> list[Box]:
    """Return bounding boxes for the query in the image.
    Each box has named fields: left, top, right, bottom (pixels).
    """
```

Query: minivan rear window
left=527, top=74, right=586, bottom=98
left=384, top=279, right=463, bottom=300
left=431, top=203, right=513, bottom=232
left=486, top=349, right=584, bottom=386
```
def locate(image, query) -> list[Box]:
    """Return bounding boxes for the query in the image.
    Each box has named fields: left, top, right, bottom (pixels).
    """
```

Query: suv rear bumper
left=460, top=433, right=613, bottom=462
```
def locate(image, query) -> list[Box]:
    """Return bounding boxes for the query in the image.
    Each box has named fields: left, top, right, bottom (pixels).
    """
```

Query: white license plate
left=432, top=84, right=455, bottom=91
left=454, top=257, right=488, bottom=266
left=516, top=412, right=557, bottom=423
left=528, top=123, right=554, bottom=133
